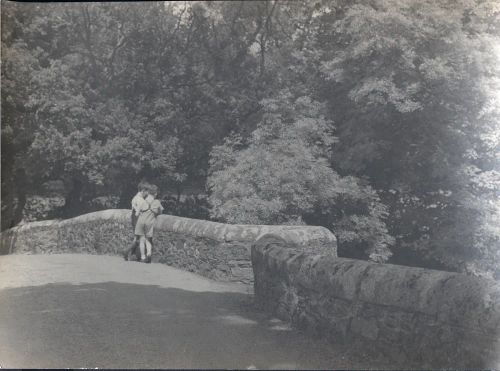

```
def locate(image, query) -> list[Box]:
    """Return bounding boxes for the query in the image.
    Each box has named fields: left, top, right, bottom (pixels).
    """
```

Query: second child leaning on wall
left=124, top=181, right=149, bottom=261
left=135, top=184, right=164, bottom=263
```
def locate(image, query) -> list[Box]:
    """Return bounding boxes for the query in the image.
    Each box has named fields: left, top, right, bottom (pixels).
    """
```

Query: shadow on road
left=0, top=281, right=399, bottom=369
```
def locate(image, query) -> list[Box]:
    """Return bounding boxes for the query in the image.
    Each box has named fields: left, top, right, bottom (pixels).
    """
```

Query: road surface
left=0, top=254, right=396, bottom=369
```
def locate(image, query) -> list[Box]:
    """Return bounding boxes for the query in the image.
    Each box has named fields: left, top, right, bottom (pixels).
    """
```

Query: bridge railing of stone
left=251, top=234, right=500, bottom=369
left=0, top=209, right=337, bottom=284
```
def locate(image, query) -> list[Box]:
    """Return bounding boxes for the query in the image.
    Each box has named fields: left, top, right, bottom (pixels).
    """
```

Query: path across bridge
left=0, top=254, right=395, bottom=369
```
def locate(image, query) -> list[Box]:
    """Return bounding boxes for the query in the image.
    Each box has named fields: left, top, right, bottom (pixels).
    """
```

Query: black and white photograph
left=1, top=0, right=499, bottom=369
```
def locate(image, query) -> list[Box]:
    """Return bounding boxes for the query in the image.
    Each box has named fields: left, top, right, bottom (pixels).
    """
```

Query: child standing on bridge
left=135, top=184, right=163, bottom=263
left=124, top=181, right=149, bottom=261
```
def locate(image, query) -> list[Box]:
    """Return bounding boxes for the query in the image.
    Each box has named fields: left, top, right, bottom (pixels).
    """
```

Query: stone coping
left=251, top=237, right=500, bottom=368
left=254, top=239, right=500, bottom=331
left=4, top=209, right=337, bottom=252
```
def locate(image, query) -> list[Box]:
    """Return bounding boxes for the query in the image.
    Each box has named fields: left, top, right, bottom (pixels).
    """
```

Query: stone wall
left=251, top=235, right=500, bottom=368
left=0, top=209, right=337, bottom=284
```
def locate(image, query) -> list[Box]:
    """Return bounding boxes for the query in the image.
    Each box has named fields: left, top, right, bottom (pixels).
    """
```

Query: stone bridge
left=0, top=210, right=499, bottom=369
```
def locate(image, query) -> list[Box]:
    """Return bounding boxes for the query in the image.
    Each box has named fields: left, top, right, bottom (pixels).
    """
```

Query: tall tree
left=1, top=3, right=41, bottom=228
left=208, top=91, right=394, bottom=261
left=316, top=0, right=500, bottom=276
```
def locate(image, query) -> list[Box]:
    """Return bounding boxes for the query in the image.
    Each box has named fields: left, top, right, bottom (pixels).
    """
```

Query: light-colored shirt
left=144, top=194, right=164, bottom=216
left=131, top=192, right=147, bottom=216
left=135, top=195, right=164, bottom=236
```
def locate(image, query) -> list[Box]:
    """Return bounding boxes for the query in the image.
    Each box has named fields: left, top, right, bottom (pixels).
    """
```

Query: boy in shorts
left=123, top=182, right=149, bottom=261
left=136, top=184, right=163, bottom=263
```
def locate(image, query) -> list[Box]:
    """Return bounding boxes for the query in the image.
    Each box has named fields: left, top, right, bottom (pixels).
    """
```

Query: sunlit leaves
left=208, top=93, right=394, bottom=260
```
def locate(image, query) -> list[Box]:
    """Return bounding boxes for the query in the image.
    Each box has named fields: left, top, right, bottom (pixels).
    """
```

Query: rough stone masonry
left=0, top=209, right=337, bottom=284
left=251, top=234, right=500, bottom=369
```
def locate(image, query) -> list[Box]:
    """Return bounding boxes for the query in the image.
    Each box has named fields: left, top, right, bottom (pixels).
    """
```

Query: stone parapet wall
left=0, top=209, right=337, bottom=284
left=251, top=235, right=500, bottom=368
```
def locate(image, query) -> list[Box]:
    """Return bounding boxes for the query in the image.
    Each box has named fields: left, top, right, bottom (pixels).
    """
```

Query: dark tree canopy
left=2, top=1, right=499, bottom=277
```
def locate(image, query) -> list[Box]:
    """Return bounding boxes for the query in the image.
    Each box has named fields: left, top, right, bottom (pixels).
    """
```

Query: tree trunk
left=12, top=191, right=26, bottom=228
left=63, top=178, right=84, bottom=218
left=1, top=171, right=28, bottom=230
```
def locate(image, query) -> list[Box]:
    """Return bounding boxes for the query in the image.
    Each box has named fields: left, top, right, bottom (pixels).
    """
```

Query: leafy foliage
left=2, top=1, right=499, bottom=277
left=313, top=0, right=500, bottom=276
left=208, top=92, right=394, bottom=261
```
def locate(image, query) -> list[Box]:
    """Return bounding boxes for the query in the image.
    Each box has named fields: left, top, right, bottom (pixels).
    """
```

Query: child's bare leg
left=139, top=236, right=147, bottom=260
left=145, top=238, right=152, bottom=257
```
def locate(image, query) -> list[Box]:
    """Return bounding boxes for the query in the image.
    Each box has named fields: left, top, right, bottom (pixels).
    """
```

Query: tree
left=3, top=1, right=498, bottom=278
left=208, top=91, right=394, bottom=261
left=3, top=3, right=183, bottom=218
left=315, top=0, right=500, bottom=276
left=1, top=3, right=42, bottom=228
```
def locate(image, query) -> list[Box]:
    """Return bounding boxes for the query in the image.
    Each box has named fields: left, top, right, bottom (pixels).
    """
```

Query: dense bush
left=208, top=93, right=394, bottom=262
